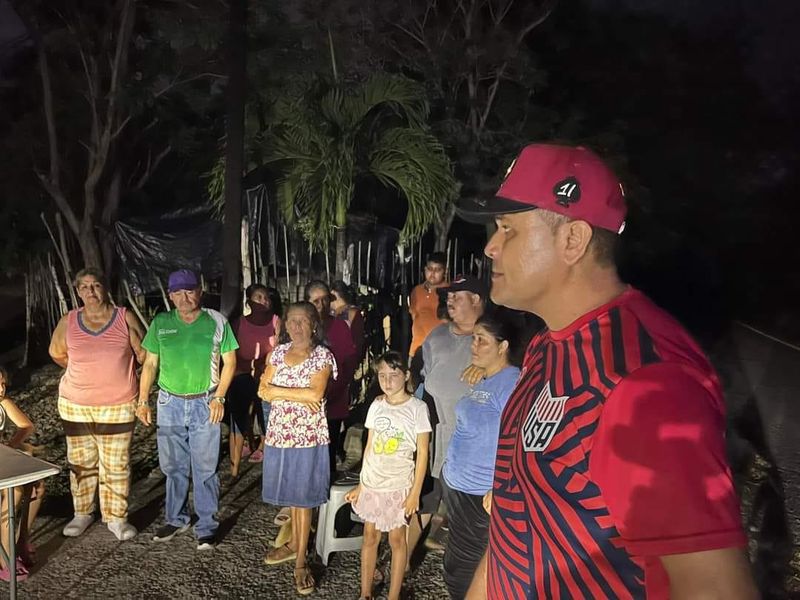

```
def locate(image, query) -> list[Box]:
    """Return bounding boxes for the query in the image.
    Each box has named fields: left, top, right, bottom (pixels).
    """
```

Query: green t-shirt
left=142, top=308, right=239, bottom=395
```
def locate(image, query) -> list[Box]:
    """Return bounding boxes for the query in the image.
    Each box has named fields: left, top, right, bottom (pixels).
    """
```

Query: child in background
left=408, top=252, right=448, bottom=359
left=0, top=366, right=45, bottom=582
left=345, top=352, right=431, bottom=600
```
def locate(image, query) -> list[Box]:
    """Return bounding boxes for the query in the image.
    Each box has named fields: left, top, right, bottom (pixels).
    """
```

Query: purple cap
left=167, top=269, right=199, bottom=293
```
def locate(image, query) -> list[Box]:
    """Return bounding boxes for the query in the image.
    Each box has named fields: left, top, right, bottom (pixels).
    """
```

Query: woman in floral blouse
left=258, top=301, right=337, bottom=596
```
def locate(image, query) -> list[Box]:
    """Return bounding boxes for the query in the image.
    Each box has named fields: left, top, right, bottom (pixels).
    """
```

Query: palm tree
left=264, top=72, right=458, bottom=278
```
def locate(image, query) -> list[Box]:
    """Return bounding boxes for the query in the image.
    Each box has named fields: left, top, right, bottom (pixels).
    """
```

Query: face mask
left=250, top=302, right=270, bottom=313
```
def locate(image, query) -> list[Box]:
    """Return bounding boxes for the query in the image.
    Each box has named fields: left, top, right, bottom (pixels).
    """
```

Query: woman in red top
left=227, top=284, right=282, bottom=480
left=304, top=280, right=357, bottom=475
left=331, top=280, right=365, bottom=360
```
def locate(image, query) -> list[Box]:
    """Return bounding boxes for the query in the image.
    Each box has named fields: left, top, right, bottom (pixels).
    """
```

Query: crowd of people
left=0, top=142, right=760, bottom=599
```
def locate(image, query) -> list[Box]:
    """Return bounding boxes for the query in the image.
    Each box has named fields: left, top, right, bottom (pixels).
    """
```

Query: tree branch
left=141, top=117, right=159, bottom=134
left=515, top=0, right=559, bottom=45
left=111, top=114, right=133, bottom=140
left=152, top=72, right=227, bottom=98
left=101, top=168, right=123, bottom=226
left=479, top=62, right=508, bottom=132
left=38, top=47, right=60, bottom=191
left=476, top=0, right=559, bottom=134
left=495, top=0, right=515, bottom=25
left=487, top=0, right=497, bottom=24
left=37, top=45, right=83, bottom=238
left=77, top=46, right=100, bottom=148
left=106, top=0, right=135, bottom=129
left=84, top=0, right=136, bottom=226
left=134, top=145, right=172, bottom=189
left=392, top=22, right=428, bottom=49
left=36, top=171, right=81, bottom=237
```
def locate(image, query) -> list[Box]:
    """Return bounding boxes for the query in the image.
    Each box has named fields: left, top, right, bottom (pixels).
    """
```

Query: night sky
left=1, top=0, right=799, bottom=342
left=590, top=0, right=800, bottom=114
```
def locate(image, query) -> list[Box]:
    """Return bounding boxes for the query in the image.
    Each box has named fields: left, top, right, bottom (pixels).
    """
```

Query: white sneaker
left=108, top=521, right=137, bottom=541
left=63, top=515, right=94, bottom=537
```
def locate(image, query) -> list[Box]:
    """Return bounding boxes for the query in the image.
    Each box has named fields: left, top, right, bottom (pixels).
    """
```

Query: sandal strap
left=266, top=543, right=294, bottom=559
left=294, top=566, right=313, bottom=581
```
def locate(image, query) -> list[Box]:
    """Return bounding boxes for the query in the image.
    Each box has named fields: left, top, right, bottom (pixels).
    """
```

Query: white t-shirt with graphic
left=360, top=395, right=432, bottom=492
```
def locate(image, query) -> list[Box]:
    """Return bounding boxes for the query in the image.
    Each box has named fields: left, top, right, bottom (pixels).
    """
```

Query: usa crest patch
left=522, top=383, right=568, bottom=452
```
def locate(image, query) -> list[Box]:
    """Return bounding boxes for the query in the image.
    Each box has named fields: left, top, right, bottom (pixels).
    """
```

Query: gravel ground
left=2, top=366, right=449, bottom=600
left=2, top=364, right=799, bottom=599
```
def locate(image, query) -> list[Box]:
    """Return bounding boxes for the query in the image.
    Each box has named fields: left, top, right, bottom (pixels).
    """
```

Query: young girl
left=0, top=366, right=45, bottom=583
left=345, top=352, right=431, bottom=600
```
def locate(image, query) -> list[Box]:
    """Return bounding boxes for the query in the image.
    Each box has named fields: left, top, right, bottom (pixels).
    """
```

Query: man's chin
left=490, top=287, right=523, bottom=311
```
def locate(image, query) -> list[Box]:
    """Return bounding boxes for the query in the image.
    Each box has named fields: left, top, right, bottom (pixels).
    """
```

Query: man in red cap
left=460, top=144, right=757, bottom=599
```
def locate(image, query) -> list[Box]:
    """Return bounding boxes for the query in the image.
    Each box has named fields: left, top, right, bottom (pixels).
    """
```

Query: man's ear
left=559, top=220, right=594, bottom=266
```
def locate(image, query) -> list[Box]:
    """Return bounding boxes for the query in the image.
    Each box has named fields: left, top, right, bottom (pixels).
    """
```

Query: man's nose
left=485, top=230, right=501, bottom=259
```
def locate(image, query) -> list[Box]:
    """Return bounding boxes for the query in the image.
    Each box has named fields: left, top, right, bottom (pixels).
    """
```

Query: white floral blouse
left=264, top=343, right=338, bottom=448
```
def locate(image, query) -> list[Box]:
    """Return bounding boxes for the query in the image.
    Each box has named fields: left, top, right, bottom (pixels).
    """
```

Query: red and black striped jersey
left=487, top=288, right=746, bottom=599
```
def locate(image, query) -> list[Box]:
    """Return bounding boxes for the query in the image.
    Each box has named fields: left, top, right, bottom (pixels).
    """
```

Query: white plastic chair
left=315, top=482, right=364, bottom=565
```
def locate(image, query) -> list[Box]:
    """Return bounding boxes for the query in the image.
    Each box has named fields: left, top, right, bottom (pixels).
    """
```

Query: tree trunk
left=78, top=224, right=103, bottom=269
left=220, top=0, right=247, bottom=318
left=434, top=203, right=457, bottom=251
left=334, top=227, right=347, bottom=281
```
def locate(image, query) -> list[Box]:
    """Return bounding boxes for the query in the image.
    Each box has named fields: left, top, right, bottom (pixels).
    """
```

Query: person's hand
left=303, top=397, right=322, bottom=412
left=136, top=403, right=152, bottom=426
left=403, top=492, right=420, bottom=517
left=344, top=485, right=361, bottom=504
left=482, top=490, right=492, bottom=515
left=461, top=364, right=485, bottom=386
left=258, top=382, right=272, bottom=401
left=209, top=398, right=225, bottom=424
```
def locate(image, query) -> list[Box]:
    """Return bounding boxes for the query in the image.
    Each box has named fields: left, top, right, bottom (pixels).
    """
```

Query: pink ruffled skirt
left=352, top=486, right=410, bottom=532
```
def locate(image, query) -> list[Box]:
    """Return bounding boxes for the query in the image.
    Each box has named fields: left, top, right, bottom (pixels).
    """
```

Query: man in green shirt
left=136, top=269, right=238, bottom=550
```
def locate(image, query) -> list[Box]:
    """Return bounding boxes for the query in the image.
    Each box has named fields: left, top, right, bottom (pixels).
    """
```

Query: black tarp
left=114, top=204, right=222, bottom=295
left=338, top=213, right=400, bottom=292
left=712, top=323, right=800, bottom=594
left=113, top=192, right=402, bottom=297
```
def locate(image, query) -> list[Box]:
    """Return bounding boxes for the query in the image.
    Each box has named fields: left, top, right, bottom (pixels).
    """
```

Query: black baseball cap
left=438, top=275, right=488, bottom=298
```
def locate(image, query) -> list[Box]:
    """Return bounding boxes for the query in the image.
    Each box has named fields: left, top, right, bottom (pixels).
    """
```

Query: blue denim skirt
left=262, top=444, right=330, bottom=508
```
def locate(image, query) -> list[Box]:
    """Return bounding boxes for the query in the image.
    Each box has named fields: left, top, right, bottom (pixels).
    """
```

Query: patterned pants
left=58, top=397, right=135, bottom=523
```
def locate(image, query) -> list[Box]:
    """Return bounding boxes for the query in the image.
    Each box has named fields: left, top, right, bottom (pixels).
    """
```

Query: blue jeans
left=156, top=390, right=221, bottom=538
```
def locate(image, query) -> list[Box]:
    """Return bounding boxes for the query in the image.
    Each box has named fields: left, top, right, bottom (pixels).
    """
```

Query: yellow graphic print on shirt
left=372, top=416, right=405, bottom=455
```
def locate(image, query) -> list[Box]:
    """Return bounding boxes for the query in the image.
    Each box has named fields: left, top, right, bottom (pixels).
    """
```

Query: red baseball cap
left=457, top=143, right=627, bottom=233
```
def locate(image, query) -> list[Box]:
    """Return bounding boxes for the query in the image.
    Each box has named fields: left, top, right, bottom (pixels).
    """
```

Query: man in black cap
left=406, top=275, right=488, bottom=567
